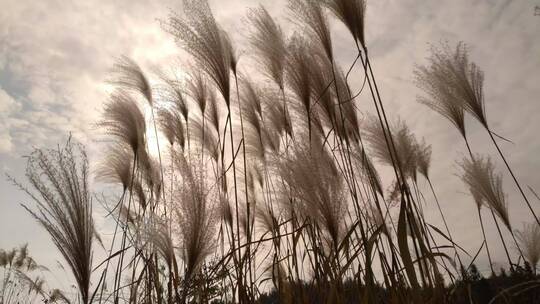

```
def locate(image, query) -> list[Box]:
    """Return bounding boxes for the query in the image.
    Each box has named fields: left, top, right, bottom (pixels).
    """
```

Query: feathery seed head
left=278, top=141, right=345, bottom=247
left=157, top=107, right=186, bottom=150
left=288, top=0, right=333, bottom=61
left=248, top=6, right=287, bottom=88
left=324, top=0, right=367, bottom=50
left=415, top=42, right=468, bottom=138
left=287, top=35, right=315, bottom=123
left=415, top=139, right=432, bottom=180
left=110, top=56, right=153, bottom=105
left=515, top=222, right=540, bottom=270
left=459, top=154, right=510, bottom=229
left=96, top=143, right=133, bottom=190
left=15, top=139, right=94, bottom=303
left=100, top=90, right=147, bottom=155
left=186, top=70, right=210, bottom=114
left=165, top=0, right=231, bottom=105
left=173, top=153, right=217, bottom=279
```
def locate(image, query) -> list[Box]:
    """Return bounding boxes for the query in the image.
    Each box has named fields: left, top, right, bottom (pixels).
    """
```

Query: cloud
left=0, top=0, right=182, bottom=155
left=0, top=87, right=21, bottom=153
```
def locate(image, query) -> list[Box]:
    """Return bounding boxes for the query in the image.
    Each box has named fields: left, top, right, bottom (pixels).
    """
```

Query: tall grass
left=8, top=0, right=540, bottom=303
left=10, top=139, right=96, bottom=304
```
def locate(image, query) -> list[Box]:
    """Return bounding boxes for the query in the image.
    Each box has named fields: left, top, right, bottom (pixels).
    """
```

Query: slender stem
left=477, top=207, right=495, bottom=275
left=97, top=191, right=126, bottom=303
left=487, top=129, right=540, bottom=227
left=427, top=178, right=464, bottom=268
left=113, top=155, right=138, bottom=304
left=234, top=75, right=254, bottom=296
left=489, top=209, right=514, bottom=272
left=150, top=108, right=166, bottom=204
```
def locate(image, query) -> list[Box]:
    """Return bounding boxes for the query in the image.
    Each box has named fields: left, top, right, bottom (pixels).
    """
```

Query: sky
left=1, top=0, right=540, bottom=294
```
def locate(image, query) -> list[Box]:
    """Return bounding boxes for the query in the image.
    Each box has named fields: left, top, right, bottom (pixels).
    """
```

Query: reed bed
left=7, top=0, right=540, bottom=303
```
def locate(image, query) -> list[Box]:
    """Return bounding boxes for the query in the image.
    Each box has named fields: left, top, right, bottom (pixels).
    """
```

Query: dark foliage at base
left=256, top=264, right=540, bottom=304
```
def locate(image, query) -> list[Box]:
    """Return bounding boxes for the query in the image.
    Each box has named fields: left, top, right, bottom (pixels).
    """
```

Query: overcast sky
left=1, top=0, right=539, bottom=292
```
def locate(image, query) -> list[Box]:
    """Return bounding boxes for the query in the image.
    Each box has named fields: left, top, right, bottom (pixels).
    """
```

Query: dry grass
left=8, top=1, right=539, bottom=303
left=11, top=139, right=95, bottom=304
left=515, top=222, right=540, bottom=271
left=459, top=154, right=511, bottom=229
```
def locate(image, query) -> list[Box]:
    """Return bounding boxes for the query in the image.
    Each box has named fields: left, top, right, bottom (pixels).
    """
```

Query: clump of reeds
left=416, top=41, right=540, bottom=226
left=8, top=1, right=540, bottom=303
left=278, top=139, right=346, bottom=248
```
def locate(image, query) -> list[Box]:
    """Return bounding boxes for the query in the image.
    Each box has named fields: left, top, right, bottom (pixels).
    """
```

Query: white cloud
left=0, top=87, right=21, bottom=154
left=0, top=87, right=18, bottom=111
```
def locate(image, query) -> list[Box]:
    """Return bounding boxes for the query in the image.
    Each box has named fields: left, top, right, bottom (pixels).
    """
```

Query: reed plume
left=363, top=115, right=418, bottom=179
left=220, top=28, right=239, bottom=77
left=1, top=245, right=40, bottom=272
left=160, top=75, right=190, bottom=124
left=173, top=153, right=217, bottom=281
left=421, top=41, right=540, bottom=227
left=335, top=67, right=360, bottom=141
left=12, top=139, right=95, bottom=304
left=324, top=0, right=367, bottom=50
left=367, top=204, right=388, bottom=235
left=148, top=218, right=176, bottom=267
left=352, top=146, right=383, bottom=195
left=515, top=222, right=540, bottom=271
left=309, top=52, right=335, bottom=128
left=9, top=1, right=538, bottom=302
left=241, top=78, right=263, bottom=119
left=362, top=115, right=394, bottom=167
left=110, top=56, right=153, bottom=105
left=437, top=42, right=486, bottom=127
left=99, top=91, right=147, bottom=155
left=459, top=155, right=511, bottom=230
left=96, top=143, right=133, bottom=190
left=255, top=204, right=280, bottom=238
left=137, top=149, right=162, bottom=201
left=247, top=6, right=287, bottom=89
left=262, top=125, right=282, bottom=155
left=219, top=194, right=234, bottom=229
left=414, top=44, right=467, bottom=139
left=288, top=0, right=333, bottom=61
left=393, top=120, right=419, bottom=180
left=278, top=141, right=345, bottom=248
left=49, top=288, right=71, bottom=303
left=190, top=117, right=220, bottom=161
left=286, top=35, right=314, bottom=137
left=186, top=70, right=210, bottom=115
left=266, top=92, right=293, bottom=138
left=240, top=78, right=267, bottom=159
left=415, top=139, right=432, bottom=181
left=0, top=245, right=53, bottom=304
left=133, top=181, right=148, bottom=212
left=205, top=90, right=221, bottom=134
left=165, top=0, right=231, bottom=104
left=157, top=107, right=186, bottom=150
